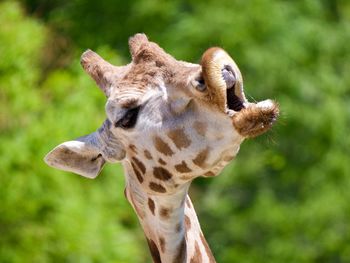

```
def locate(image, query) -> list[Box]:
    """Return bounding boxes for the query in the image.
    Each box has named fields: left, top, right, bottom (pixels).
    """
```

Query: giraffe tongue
left=222, top=65, right=236, bottom=89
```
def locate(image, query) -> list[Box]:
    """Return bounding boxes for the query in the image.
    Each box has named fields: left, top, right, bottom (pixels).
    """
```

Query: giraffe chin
left=231, top=99, right=280, bottom=138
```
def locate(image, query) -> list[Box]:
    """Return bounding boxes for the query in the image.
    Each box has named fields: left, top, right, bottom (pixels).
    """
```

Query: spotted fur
left=45, top=33, right=279, bottom=263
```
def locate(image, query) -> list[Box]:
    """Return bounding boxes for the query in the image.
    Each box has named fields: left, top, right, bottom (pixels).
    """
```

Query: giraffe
left=44, top=33, right=279, bottom=263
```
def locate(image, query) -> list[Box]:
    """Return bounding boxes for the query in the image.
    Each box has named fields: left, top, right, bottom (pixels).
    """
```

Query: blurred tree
left=0, top=2, right=146, bottom=262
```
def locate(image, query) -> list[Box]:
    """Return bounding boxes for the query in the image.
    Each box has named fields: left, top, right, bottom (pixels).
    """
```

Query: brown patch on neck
left=129, top=144, right=138, bottom=153
left=131, top=162, right=144, bottom=183
left=173, top=238, right=187, bottom=263
left=175, top=161, right=192, bottom=173
left=132, top=156, right=146, bottom=174
left=158, top=158, right=167, bottom=165
left=149, top=182, right=166, bottom=193
left=204, top=171, right=216, bottom=177
left=193, top=121, right=207, bottom=137
left=159, top=207, right=171, bottom=219
left=200, top=233, right=216, bottom=263
left=154, top=136, right=174, bottom=156
left=144, top=150, right=153, bottom=160
left=193, top=147, right=209, bottom=167
left=153, top=167, right=173, bottom=181
left=159, top=237, right=166, bottom=253
left=167, top=128, right=191, bottom=150
left=190, top=241, right=202, bottom=263
left=148, top=198, right=155, bottom=215
left=147, top=238, right=162, bottom=263
left=184, top=215, right=191, bottom=230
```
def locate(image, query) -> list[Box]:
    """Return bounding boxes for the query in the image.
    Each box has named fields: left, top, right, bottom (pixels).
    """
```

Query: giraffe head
left=45, top=33, right=278, bottom=194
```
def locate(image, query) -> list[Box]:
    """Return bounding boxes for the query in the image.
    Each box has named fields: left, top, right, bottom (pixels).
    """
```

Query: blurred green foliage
left=1, top=0, right=350, bottom=262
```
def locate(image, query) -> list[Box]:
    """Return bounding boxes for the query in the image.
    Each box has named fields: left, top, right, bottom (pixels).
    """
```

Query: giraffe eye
left=192, top=76, right=206, bottom=92
left=115, top=106, right=140, bottom=129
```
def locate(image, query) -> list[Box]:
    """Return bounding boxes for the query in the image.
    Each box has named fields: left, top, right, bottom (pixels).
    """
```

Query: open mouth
left=222, top=66, right=246, bottom=113
left=226, top=88, right=245, bottom=111
left=201, top=47, right=279, bottom=137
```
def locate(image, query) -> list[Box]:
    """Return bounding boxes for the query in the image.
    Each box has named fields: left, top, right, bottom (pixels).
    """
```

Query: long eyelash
left=115, top=106, right=141, bottom=129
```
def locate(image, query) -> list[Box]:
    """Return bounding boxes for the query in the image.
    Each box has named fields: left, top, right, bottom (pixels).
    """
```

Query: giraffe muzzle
left=201, top=47, right=279, bottom=137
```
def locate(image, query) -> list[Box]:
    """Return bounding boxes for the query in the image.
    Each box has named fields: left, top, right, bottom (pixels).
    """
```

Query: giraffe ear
left=45, top=120, right=126, bottom=178
left=44, top=133, right=107, bottom=179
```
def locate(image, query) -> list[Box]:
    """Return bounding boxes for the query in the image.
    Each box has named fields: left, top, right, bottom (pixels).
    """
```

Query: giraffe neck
left=123, top=166, right=216, bottom=263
